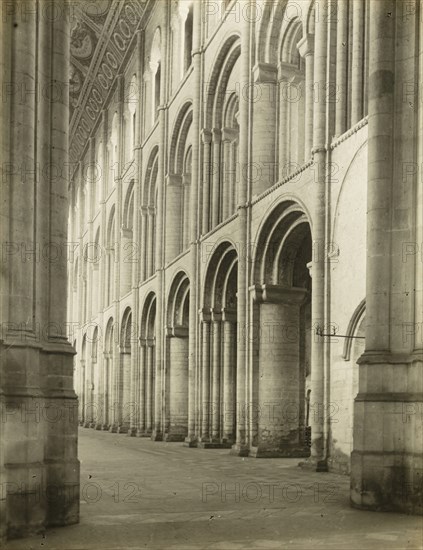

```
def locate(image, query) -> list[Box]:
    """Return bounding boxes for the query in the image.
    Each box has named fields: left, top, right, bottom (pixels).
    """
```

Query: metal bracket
left=315, top=325, right=365, bottom=339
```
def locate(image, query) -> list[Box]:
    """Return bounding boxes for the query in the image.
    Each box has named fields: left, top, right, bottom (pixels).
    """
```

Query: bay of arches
left=76, top=202, right=326, bottom=458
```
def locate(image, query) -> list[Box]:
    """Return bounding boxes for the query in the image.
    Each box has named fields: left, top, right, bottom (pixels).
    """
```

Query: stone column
left=146, top=206, right=156, bottom=277
left=185, top=0, right=202, bottom=446
left=0, top=1, right=79, bottom=539
left=140, top=207, right=148, bottom=281
left=200, top=317, right=211, bottom=441
left=201, top=129, right=212, bottom=234
left=166, top=328, right=189, bottom=441
left=229, top=140, right=238, bottom=215
left=309, top=2, right=328, bottom=470
left=120, top=226, right=133, bottom=296
left=251, top=62, right=278, bottom=195
left=251, top=286, right=309, bottom=457
left=298, top=35, right=314, bottom=159
left=211, top=314, right=222, bottom=440
left=102, top=353, right=112, bottom=430
left=94, top=347, right=104, bottom=430
left=231, top=0, right=251, bottom=456
left=165, top=174, right=183, bottom=262
left=145, top=342, right=154, bottom=435
left=278, top=71, right=289, bottom=180
left=351, top=0, right=365, bottom=125
left=221, top=135, right=232, bottom=220
left=182, top=174, right=191, bottom=251
left=222, top=314, right=236, bottom=443
left=118, top=347, right=131, bottom=433
left=137, top=342, right=146, bottom=436
left=351, top=0, right=423, bottom=514
left=278, top=63, right=300, bottom=179
left=211, top=129, right=221, bottom=227
left=86, top=138, right=95, bottom=320
left=335, top=0, right=349, bottom=135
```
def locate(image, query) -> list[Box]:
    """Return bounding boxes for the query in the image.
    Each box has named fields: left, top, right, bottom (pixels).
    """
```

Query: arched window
left=96, top=140, right=103, bottom=205
left=110, top=112, right=119, bottom=186
left=182, top=1, right=193, bottom=73
left=182, top=145, right=192, bottom=251
left=127, top=74, right=137, bottom=161
left=150, top=28, right=161, bottom=125
left=144, top=149, right=159, bottom=278
left=167, top=104, right=193, bottom=260
left=279, top=17, right=306, bottom=174
left=106, top=207, right=116, bottom=307
left=121, top=182, right=135, bottom=296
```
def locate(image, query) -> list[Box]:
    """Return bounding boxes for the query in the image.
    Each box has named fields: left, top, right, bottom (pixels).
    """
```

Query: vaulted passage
left=251, top=202, right=312, bottom=458
left=1, top=0, right=422, bottom=543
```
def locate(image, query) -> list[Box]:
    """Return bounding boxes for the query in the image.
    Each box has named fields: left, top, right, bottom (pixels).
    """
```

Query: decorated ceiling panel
left=69, top=0, right=147, bottom=165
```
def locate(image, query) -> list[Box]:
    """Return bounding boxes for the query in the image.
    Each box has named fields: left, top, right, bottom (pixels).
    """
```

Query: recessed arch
left=253, top=200, right=312, bottom=286
left=205, top=34, right=240, bottom=129
left=167, top=271, right=190, bottom=329
left=343, top=300, right=366, bottom=361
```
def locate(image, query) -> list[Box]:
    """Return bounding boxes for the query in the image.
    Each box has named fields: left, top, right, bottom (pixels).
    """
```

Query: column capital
left=199, top=308, right=212, bottom=323
left=222, top=127, right=239, bottom=142
left=211, top=128, right=222, bottom=143
left=250, top=284, right=309, bottom=305
left=222, top=308, right=237, bottom=323
left=278, top=62, right=302, bottom=82
left=297, top=34, right=314, bottom=58
left=211, top=309, right=222, bottom=322
left=201, top=128, right=212, bottom=143
left=166, top=173, right=183, bottom=186
left=252, top=62, right=278, bottom=84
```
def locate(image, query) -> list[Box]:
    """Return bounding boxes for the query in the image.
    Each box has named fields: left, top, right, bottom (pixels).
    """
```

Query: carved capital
left=252, top=62, right=278, bottom=84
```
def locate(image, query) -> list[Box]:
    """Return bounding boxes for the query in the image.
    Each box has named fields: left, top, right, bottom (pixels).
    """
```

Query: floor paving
left=5, top=428, right=422, bottom=550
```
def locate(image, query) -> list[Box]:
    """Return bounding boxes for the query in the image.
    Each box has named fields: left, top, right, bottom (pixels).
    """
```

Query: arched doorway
left=118, top=308, right=132, bottom=433
left=251, top=201, right=312, bottom=457
left=102, top=318, right=114, bottom=430
left=139, top=293, right=156, bottom=436
left=165, top=272, right=190, bottom=441
left=199, top=242, right=238, bottom=447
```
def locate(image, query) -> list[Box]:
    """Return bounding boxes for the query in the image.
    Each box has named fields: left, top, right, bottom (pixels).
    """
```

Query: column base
left=101, top=424, right=111, bottom=431
left=351, top=450, right=423, bottom=515
left=197, top=438, right=233, bottom=449
left=164, top=432, right=187, bottom=442
left=151, top=430, right=163, bottom=441
left=299, top=456, right=328, bottom=472
left=93, top=423, right=103, bottom=431
left=117, top=425, right=129, bottom=434
left=127, top=427, right=138, bottom=437
left=230, top=443, right=249, bottom=457
left=109, top=425, right=119, bottom=433
left=183, top=436, right=198, bottom=447
left=250, top=445, right=310, bottom=458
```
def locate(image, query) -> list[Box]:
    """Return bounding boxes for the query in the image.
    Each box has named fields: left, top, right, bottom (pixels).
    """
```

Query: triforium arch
left=121, top=181, right=135, bottom=296
left=164, top=271, right=190, bottom=441
left=116, top=307, right=133, bottom=433
left=250, top=200, right=312, bottom=457
left=105, top=205, right=116, bottom=307
left=198, top=241, right=238, bottom=447
left=143, top=147, right=159, bottom=279
left=79, top=334, right=88, bottom=425
left=82, top=324, right=99, bottom=428
left=202, top=34, right=241, bottom=233
left=166, top=102, right=193, bottom=260
left=101, top=317, right=115, bottom=430
left=139, top=292, right=157, bottom=436
left=327, top=300, right=366, bottom=473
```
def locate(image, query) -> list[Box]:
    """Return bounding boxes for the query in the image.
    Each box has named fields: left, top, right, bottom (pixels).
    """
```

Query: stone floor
left=5, top=428, right=422, bottom=550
